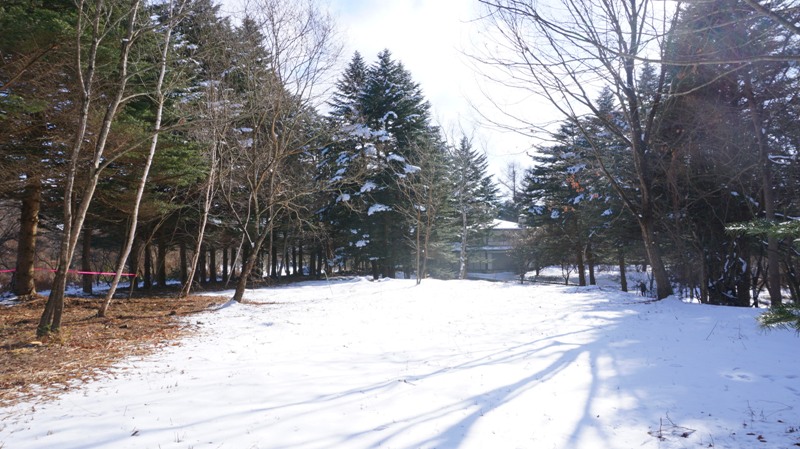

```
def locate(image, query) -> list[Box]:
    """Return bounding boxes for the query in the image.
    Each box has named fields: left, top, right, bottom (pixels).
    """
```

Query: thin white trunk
left=101, top=1, right=184, bottom=315
left=180, top=154, right=219, bottom=298
left=40, top=0, right=142, bottom=335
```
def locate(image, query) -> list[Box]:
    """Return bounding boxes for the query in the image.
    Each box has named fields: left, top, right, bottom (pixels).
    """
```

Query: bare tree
left=499, top=161, right=523, bottom=203
left=99, top=0, right=188, bottom=316
left=39, top=0, right=146, bottom=336
left=396, top=139, right=450, bottom=284
left=218, top=0, right=340, bottom=302
left=179, top=74, right=229, bottom=298
left=476, top=0, right=677, bottom=299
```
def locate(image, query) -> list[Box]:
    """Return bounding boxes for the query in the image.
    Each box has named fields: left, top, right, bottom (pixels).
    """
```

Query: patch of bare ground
left=0, top=293, right=227, bottom=408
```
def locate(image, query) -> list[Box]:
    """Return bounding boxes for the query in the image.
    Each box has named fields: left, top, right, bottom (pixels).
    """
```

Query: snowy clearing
left=1, top=276, right=799, bottom=449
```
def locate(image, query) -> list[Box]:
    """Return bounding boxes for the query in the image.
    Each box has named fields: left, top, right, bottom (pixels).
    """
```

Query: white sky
left=327, top=0, right=540, bottom=188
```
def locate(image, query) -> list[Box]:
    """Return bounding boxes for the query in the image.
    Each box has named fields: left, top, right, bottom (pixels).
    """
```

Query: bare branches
left=475, top=0, right=675, bottom=298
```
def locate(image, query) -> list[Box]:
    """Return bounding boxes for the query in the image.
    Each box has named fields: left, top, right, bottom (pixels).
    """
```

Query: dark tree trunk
left=269, top=245, right=279, bottom=278
left=618, top=249, right=628, bottom=292
left=271, top=242, right=278, bottom=278
left=241, top=243, right=250, bottom=280
left=309, top=246, right=317, bottom=278
left=640, top=218, right=672, bottom=299
left=179, top=241, right=188, bottom=286
left=587, top=242, right=596, bottom=286
left=14, top=181, right=41, bottom=299
left=229, top=246, right=237, bottom=281
left=222, top=245, right=229, bottom=283
left=284, top=237, right=291, bottom=277
left=298, top=240, right=304, bottom=276
left=744, top=78, right=781, bottom=306
left=156, top=239, right=167, bottom=288
left=144, top=243, right=153, bottom=291
left=209, top=246, right=217, bottom=283
left=291, top=240, right=297, bottom=276
left=577, top=248, right=586, bottom=286
left=129, top=236, right=142, bottom=290
left=700, top=253, right=709, bottom=304
left=198, top=245, right=207, bottom=285
left=82, top=226, right=93, bottom=294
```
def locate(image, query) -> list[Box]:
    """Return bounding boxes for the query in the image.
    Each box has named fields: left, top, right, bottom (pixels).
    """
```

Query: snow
left=1, top=276, right=799, bottom=449
left=387, top=153, right=405, bottom=163
left=367, top=203, right=390, bottom=215
left=360, top=181, right=377, bottom=193
left=567, top=163, right=586, bottom=174
left=403, top=163, right=421, bottom=174
left=490, top=218, right=520, bottom=230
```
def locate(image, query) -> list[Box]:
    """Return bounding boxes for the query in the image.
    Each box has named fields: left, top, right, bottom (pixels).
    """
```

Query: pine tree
left=329, top=51, right=367, bottom=123
left=321, top=50, right=437, bottom=278
left=450, top=136, right=499, bottom=279
left=657, top=0, right=799, bottom=305
left=0, top=0, right=76, bottom=299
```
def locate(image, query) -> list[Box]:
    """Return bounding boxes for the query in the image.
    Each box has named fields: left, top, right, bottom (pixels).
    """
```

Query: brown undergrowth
left=0, top=292, right=227, bottom=408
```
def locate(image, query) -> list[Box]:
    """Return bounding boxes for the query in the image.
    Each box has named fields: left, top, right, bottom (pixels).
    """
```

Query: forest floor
left=0, top=291, right=227, bottom=408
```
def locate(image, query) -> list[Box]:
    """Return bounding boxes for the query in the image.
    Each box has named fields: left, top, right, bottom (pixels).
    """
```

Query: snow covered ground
left=1, top=275, right=799, bottom=449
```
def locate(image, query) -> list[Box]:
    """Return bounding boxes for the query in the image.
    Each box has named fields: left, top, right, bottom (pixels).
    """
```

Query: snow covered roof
left=490, top=219, right=521, bottom=230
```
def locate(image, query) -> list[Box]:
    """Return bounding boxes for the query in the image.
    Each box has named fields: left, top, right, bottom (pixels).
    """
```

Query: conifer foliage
left=450, top=136, right=498, bottom=279
left=321, top=50, right=444, bottom=278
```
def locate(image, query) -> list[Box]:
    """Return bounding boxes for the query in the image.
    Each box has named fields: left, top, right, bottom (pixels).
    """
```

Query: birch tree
left=39, top=0, right=146, bottom=336
left=98, top=0, right=187, bottom=316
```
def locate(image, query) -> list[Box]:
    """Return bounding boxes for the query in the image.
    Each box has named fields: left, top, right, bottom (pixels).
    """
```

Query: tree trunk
left=179, top=151, right=217, bottom=297
left=640, top=218, right=672, bottom=299
left=699, top=251, right=710, bottom=304
left=309, top=245, right=317, bottom=277
left=179, top=241, right=188, bottom=286
left=587, top=241, right=596, bottom=286
left=14, top=181, right=40, bottom=299
left=459, top=209, right=468, bottom=279
left=297, top=240, right=304, bottom=276
left=270, top=241, right=278, bottom=278
left=209, top=246, right=217, bottom=283
left=155, top=239, right=167, bottom=288
left=222, top=245, right=229, bottom=283
left=81, top=226, right=93, bottom=294
left=144, top=243, right=153, bottom=291
left=577, top=247, right=586, bottom=286
left=99, top=2, right=180, bottom=316
left=232, top=229, right=273, bottom=302
left=229, top=246, right=238, bottom=282
left=129, top=236, right=142, bottom=290
left=40, top=0, right=143, bottom=336
left=744, top=78, right=781, bottom=306
left=199, top=246, right=207, bottom=284
left=618, top=249, right=628, bottom=292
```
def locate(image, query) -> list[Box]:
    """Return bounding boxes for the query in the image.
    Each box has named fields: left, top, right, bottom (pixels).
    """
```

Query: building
left=465, top=219, right=521, bottom=273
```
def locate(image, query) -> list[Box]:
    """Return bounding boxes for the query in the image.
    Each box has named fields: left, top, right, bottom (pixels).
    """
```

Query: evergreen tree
left=450, top=136, right=499, bottom=279
left=329, top=51, right=367, bottom=122
left=657, top=0, right=799, bottom=305
left=0, top=0, right=76, bottom=298
left=321, top=50, right=437, bottom=278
